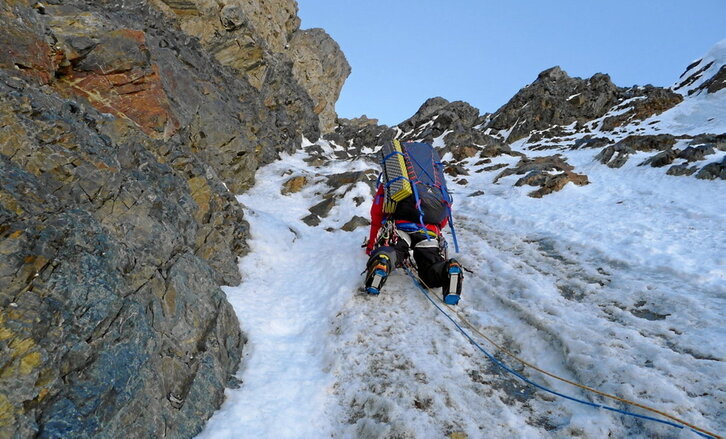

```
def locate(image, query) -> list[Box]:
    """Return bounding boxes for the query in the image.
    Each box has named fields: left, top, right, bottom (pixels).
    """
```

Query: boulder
left=640, top=149, right=679, bottom=168
left=695, top=158, right=726, bottom=180
left=494, top=155, right=589, bottom=197
left=281, top=175, right=308, bottom=195
left=445, top=164, right=469, bottom=177
left=308, top=197, right=336, bottom=218
left=677, top=145, right=715, bottom=162
left=596, top=135, right=677, bottom=168
left=666, top=163, right=698, bottom=177
left=341, top=216, right=370, bottom=232
left=301, top=213, right=321, bottom=226
left=572, top=136, right=613, bottom=149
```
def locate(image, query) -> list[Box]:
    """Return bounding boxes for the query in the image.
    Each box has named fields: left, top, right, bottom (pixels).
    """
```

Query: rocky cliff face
left=152, top=0, right=351, bottom=134
left=0, top=0, right=348, bottom=437
left=289, top=28, right=351, bottom=133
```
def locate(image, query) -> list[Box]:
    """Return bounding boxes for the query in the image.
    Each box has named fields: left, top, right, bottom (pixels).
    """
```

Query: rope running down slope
left=403, top=267, right=721, bottom=439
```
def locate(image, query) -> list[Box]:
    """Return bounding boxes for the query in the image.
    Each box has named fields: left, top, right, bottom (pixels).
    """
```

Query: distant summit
left=328, top=39, right=726, bottom=196
left=674, top=38, right=726, bottom=95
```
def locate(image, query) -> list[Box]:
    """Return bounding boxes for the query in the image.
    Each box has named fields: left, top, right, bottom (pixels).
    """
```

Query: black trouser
left=370, top=229, right=449, bottom=288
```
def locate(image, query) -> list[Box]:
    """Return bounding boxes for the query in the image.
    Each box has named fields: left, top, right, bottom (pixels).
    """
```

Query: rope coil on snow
left=403, top=267, right=721, bottom=439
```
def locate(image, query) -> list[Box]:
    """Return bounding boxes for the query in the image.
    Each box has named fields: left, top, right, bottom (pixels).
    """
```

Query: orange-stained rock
left=55, top=29, right=179, bottom=139
left=0, top=21, right=55, bottom=84
left=60, top=65, right=178, bottom=139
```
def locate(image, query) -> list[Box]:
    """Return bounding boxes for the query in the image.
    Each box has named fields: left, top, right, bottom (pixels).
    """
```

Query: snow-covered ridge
left=674, top=38, right=726, bottom=96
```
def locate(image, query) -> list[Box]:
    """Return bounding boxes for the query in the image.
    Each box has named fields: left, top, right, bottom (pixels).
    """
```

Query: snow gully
left=404, top=267, right=722, bottom=439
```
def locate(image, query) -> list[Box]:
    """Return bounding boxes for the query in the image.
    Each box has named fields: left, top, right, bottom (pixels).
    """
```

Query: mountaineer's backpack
left=379, top=140, right=458, bottom=251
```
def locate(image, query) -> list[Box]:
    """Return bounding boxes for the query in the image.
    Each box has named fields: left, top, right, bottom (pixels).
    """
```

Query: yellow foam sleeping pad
left=381, top=139, right=413, bottom=213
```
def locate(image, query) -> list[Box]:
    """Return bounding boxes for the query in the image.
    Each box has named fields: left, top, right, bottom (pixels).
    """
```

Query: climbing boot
left=365, top=254, right=391, bottom=295
left=442, top=259, right=463, bottom=305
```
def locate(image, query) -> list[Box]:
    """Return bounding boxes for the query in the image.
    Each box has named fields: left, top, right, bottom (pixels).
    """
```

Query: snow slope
left=196, top=131, right=724, bottom=438
left=674, top=39, right=726, bottom=96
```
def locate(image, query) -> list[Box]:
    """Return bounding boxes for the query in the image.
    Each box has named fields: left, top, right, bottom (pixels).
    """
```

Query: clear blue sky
left=296, top=0, right=726, bottom=126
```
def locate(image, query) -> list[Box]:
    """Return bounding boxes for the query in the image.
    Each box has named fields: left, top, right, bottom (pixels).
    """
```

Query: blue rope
left=384, top=175, right=409, bottom=189
left=408, top=175, right=429, bottom=239
left=403, top=267, right=715, bottom=439
left=447, top=212, right=460, bottom=253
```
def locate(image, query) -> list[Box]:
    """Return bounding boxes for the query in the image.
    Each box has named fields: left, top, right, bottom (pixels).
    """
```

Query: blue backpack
left=379, top=140, right=459, bottom=251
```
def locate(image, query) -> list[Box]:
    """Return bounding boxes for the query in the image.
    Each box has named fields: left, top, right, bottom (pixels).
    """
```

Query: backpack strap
left=401, top=144, right=429, bottom=238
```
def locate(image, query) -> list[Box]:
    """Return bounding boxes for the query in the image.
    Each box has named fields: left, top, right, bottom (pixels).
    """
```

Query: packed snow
left=197, top=45, right=725, bottom=437
left=195, top=130, right=724, bottom=438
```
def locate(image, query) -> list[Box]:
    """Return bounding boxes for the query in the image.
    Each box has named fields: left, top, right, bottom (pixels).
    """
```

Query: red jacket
left=366, top=184, right=448, bottom=254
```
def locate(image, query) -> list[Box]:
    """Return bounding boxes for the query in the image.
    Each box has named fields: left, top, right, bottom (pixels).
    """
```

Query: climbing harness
left=403, top=267, right=721, bottom=439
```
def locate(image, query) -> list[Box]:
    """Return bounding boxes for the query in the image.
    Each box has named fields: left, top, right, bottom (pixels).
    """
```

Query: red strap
left=367, top=184, right=385, bottom=251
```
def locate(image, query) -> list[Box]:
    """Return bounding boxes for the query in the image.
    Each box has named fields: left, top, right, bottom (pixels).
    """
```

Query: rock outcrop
left=484, top=66, right=685, bottom=143
left=493, top=155, right=589, bottom=198
left=0, top=0, right=350, bottom=437
left=153, top=0, right=351, bottom=134
left=289, top=28, right=351, bottom=133
left=326, top=98, right=511, bottom=163
left=599, top=86, right=683, bottom=131
left=486, top=67, right=622, bottom=142
left=0, top=70, right=244, bottom=439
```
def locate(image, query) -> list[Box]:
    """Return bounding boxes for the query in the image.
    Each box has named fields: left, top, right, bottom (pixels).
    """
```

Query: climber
left=363, top=140, right=463, bottom=305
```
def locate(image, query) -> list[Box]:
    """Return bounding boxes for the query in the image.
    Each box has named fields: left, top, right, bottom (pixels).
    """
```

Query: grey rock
left=678, top=145, right=715, bottom=162
left=640, top=149, right=679, bottom=168
left=341, top=216, right=370, bottom=232
left=478, top=163, right=508, bottom=173
left=289, top=28, right=351, bottom=133
left=324, top=117, right=395, bottom=155
left=444, top=164, right=469, bottom=177
left=309, top=197, right=336, bottom=218
left=515, top=170, right=550, bottom=187
left=596, top=135, right=677, bottom=168
left=326, top=170, right=377, bottom=192
left=674, top=56, right=726, bottom=95
left=666, top=163, right=698, bottom=177
left=0, top=79, right=244, bottom=438
left=695, top=158, right=726, bottom=180
left=572, top=136, right=614, bottom=149
left=702, top=64, right=726, bottom=94
left=601, top=86, right=682, bottom=131
left=302, top=213, right=321, bottom=226
left=689, top=133, right=726, bottom=151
